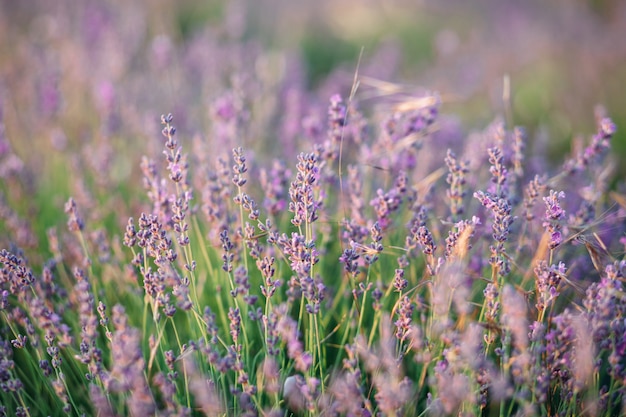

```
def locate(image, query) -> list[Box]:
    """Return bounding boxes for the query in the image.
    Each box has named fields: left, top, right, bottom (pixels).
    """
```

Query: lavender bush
left=2, top=2, right=626, bottom=417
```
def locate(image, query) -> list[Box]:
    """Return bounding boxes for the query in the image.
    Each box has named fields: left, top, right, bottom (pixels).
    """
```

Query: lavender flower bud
left=64, top=197, right=84, bottom=232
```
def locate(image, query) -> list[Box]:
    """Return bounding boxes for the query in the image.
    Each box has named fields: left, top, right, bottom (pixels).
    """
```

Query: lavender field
left=1, top=1, right=626, bottom=416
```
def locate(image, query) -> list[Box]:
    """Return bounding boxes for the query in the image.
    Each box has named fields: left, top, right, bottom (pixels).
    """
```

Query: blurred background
left=1, top=0, right=625, bottom=235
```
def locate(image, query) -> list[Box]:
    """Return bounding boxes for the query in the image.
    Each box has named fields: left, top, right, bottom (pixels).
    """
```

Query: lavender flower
left=534, top=260, right=565, bottom=314
left=278, top=232, right=319, bottom=278
left=395, top=295, right=414, bottom=342
left=64, top=197, right=84, bottom=232
left=411, top=223, right=440, bottom=275
left=345, top=164, right=367, bottom=227
left=501, top=285, right=529, bottom=351
left=474, top=190, right=514, bottom=277
left=140, top=156, right=169, bottom=222
left=392, top=268, right=408, bottom=292
left=259, top=159, right=291, bottom=217
left=184, top=356, right=224, bottom=417
left=258, top=256, right=280, bottom=299
left=220, top=229, right=235, bottom=273
left=165, top=141, right=187, bottom=186
left=523, top=175, right=545, bottom=221
left=511, top=127, right=526, bottom=179
left=370, top=171, right=407, bottom=230
left=328, top=94, right=347, bottom=143
left=487, top=146, right=508, bottom=198
left=444, top=149, right=469, bottom=221
left=289, top=152, right=322, bottom=227
left=542, top=190, right=566, bottom=249
left=444, top=216, right=479, bottom=260
left=339, top=247, right=360, bottom=276
left=0, top=249, right=35, bottom=293
left=108, top=305, right=156, bottom=415
left=566, top=116, right=617, bottom=173
left=483, top=283, right=500, bottom=344
left=275, top=304, right=312, bottom=372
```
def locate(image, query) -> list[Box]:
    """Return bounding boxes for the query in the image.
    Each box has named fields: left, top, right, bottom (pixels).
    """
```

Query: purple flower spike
left=542, top=190, right=566, bottom=249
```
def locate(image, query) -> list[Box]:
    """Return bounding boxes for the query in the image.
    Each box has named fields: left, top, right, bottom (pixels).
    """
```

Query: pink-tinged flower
left=501, top=285, right=529, bottom=351
left=108, top=305, right=156, bottom=415
left=534, top=260, right=566, bottom=313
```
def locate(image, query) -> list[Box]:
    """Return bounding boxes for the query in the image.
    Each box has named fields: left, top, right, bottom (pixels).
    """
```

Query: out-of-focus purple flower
left=501, top=285, right=529, bottom=351
left=571, top=314, right=595, bottom=391
left=512, top=126, right=526, bottom=179
left=543, top=309, right=581, bottom=401
left=523, top=175, right=546, bottom=221
left=108, top=305, right=156, bottom=415
left=259, top=159, right=291, bottom=217
left=355, top=314, right=413, bottom=410
left=566, top=115, right=616, bottom=173
left=202, top=156, right=234, bottom=244
left=433, top=363, right=471, bottom=415
left=140, top=155, right=169, bottom=219
left=275, top=304, right=311, bottom=372
left=344, top=165, right=367, bottom=229
left=64, top=197, right=84, bottom=232
left=38, top=72, right=62, bottom=118
left=183, top=356, right=224, bottom=417
left=259, top=356, right=280, bottom=396
left=327, top=369, right=370, bottom=417
left=210, top=91, right=248, bottom=153
left=327, top=94, right=346, bottom=149
left=370, top=171, right=408, bottom=230
left=283, top=374, right=319, bottom=413
left=0, top=194, right=36, bottom=248
left=445, top=149, right=469, bottom=221
left=89, top=383, right=115, bottom=417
